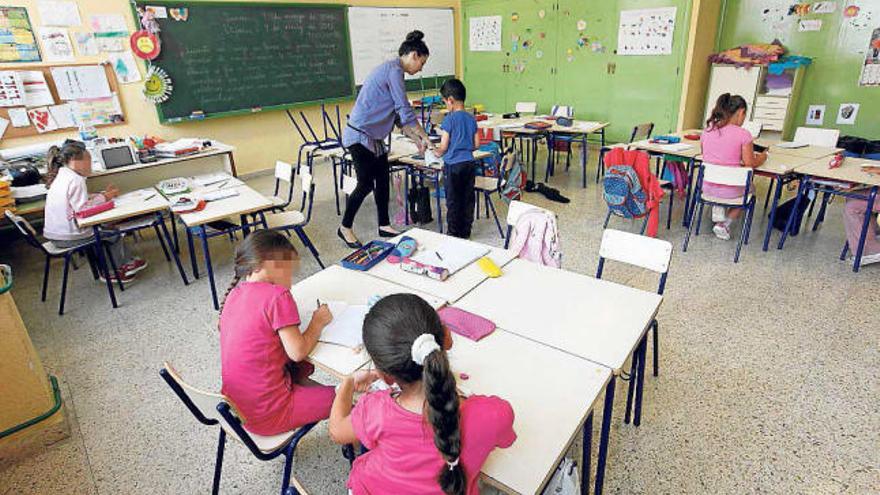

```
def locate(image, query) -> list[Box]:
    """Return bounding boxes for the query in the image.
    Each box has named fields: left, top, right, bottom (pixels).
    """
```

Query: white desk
left=88, top=144, right=236, bottom=192
left=290, top=265, right=444, bottom=378
left=454, top=259, right=662, bottom=372
left=448, top=330, right=611, bottom=494
left=365, top=228, right=517, bottom=303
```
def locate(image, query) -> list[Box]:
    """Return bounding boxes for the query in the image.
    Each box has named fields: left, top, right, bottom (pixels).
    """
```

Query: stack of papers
left=193, top=172, right=232, bottom=187
left=411, top=239, right=490, bottom=275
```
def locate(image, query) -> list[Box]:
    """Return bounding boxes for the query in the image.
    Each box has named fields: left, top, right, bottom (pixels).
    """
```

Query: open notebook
left=410, top=239, right=490, bottom=275
left=300, top=301, right=367, bottom=349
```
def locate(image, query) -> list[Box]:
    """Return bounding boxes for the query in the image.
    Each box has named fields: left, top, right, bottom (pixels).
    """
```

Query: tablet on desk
left=97, top=143, right=138, bottom=170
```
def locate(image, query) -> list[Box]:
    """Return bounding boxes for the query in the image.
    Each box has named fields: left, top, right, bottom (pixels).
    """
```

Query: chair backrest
left=597, top=229, right=672, bottom=294
left=299, top=171, right=315, bottom=223
left=742, top=121, right=763, bottom=139
left=515, top=101, right=537, bottom=114
left=5, top=210, right=45, bottom=251
left=274, top=160, right=293, bottom=183
left=701, top=162, right=752, bottom=187
left=793, top=127, right=840, bottom=148
left=630, top=122, right=654, bottom=143
left=506, top=199, right=550, bottom=227
left=551, top=105, right=574, bottom=118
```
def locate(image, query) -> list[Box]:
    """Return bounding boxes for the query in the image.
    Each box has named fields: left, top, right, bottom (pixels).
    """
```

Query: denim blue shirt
left=439, top=110, right=477, bottom=166
left=343, top=59, right=418, bottom=156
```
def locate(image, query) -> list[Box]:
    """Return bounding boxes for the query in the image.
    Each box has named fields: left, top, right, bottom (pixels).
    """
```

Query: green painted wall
left=717, top=0, right=879, bottom=139
left=462, top=0, right=692, bottom=143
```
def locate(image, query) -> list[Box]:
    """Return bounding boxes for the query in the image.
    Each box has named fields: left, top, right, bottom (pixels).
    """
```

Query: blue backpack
left=603, top=164, right=647, bottom=218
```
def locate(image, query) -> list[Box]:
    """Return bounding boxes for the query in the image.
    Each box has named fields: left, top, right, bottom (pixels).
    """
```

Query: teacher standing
left=338, top=30, right=434, bottom=248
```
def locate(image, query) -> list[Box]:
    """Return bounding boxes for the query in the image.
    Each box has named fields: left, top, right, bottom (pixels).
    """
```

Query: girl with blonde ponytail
left=330, top=294, right=516, bottom=495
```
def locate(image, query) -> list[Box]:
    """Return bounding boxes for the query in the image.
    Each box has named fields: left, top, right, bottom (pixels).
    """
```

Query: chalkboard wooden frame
left=131, top=1, right=356, bottom=124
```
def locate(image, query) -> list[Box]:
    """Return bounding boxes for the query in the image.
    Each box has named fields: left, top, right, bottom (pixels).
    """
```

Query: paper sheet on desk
left=300, top=301, right=367, bottom=348
left=411, top=239, right=490, bottom=275
left=657, top=143, right=692, bottom=152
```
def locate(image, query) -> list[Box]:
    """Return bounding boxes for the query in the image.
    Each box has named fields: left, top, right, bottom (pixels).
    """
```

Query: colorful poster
left=469, top=16, right=502, bottom=52
left=0, top=70, right=24, bottom=106
left=27, top=106, right=58, bottom=133
left=0, top=7, right=41, bottom=63
left=109, top=52, right=141, bottom=84
left=20, top=70, right=55, bottom=106
left=37, top=27, right=74, bottom=61
left=73, top=32, right=98, bottom=56
left=72, top=94, right=123, bottom=126
left=617, top=7, right=677, bottom=56
left=859, top=27, right=880, bottom=86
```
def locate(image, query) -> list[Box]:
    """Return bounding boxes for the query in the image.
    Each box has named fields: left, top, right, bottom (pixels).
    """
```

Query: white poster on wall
left=806, top=105, right=825, bottom=125
left=469, top=15, right=502, bottom=52
left=836, top=103, right=859, bottom=125
left=617, top=7, right=677, bottom=56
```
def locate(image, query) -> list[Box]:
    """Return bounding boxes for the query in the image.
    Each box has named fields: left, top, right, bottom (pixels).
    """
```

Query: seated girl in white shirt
left=43, top=140, right=147, bottom=283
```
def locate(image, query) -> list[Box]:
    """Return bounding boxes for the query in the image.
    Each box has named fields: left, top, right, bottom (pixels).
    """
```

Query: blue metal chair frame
left=596, top=123, right=654, bottom=184
left=263, top=177, right=325, bottom=270
left=777, top=175, right=878, bottom=272
left=286, top=104, right=345, bottom=214
left=683, top=166, right=757, bottom=263
left=159, top=368, right=317, bottom=495
left=759, top=169, right=800, bottom=251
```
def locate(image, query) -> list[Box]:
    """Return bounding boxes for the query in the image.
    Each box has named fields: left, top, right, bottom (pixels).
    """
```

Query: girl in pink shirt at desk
left=219, top=230, right=335, bottom=436
left=700, top=93, right=767, bottom=240
left=329, top=294, right=516, bottom=495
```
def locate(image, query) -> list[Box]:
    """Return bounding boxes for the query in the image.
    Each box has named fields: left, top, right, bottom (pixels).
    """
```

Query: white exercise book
left=411, top=239, right=490, bottom=275
left=658, top=143, right=692, bottom=152
left=301, top=301, right=367, bottom=349
left=777, top=142, right=808, bottom=149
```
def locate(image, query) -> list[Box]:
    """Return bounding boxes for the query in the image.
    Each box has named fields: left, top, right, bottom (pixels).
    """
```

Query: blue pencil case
left=651, top=135, right=681, bottom=144
left=340, top=240, right=394, bottom=271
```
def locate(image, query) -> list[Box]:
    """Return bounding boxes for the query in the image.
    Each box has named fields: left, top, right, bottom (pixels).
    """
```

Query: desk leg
left=200, top=226, right=219, bottom=310
left=777, top=178, right=808, bottom=250
left=92, top=226, right=117, bottom=308
left=634, top=335, right=648, bottom=427
left=158, top=212, right=189, bottom=285
left=581, top=136, right=589, bottom=189
left=582, top=411, right=593, bottom=495
left=852, top=186, right=877, bottom=273
left=170, top=212, right=180, bottom=254
left=594, top=375, right=616, bottom=495
left=404, top=168, right=411, bottom=226
left=187, top=228, right=199, bottom=279
left=682, top=158, right=695, bottom=227
left=434, top=171, right=443, bottom=233
left=332, top=156, right=341, bottom=216
left=763, top=175, right=785, bottom=251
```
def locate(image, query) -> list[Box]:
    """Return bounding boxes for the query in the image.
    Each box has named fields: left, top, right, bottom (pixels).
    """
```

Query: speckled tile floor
left=1, top=146, right=878, bottom=495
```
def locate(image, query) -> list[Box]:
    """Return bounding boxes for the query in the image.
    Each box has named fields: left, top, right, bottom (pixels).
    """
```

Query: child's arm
left=434, top=130, right=450, bottom=157
left=741, top=142, right=767, bottom=168
left=277, top=305, right=331, bottom=362
left=473, top=129, right=481, bottom=151
left=329, top=370, right=378, bottom=445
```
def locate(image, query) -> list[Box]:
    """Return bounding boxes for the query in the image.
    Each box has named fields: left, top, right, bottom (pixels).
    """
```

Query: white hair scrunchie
left=411, top=333, right=441, bottom=366
left=446, top=457, right=460, bottom=471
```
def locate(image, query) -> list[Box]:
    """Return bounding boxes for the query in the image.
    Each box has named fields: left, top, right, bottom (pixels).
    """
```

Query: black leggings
left=341, top=144, right=391, bottom=229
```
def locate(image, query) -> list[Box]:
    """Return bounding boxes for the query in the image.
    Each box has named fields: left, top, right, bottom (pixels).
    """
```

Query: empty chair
left=550, top=105, right=574, bottom=118
left=5, top=210, right=115, bottom=315
left=596, top=122, right=654, bottom=183
left=546, top=105, right=590, bottom=186
left=267, top=160, right=297, bottom=211
left=596, top=228, right=673, bottom=426
left=514, top=101, right=538, bottom=115
left=262, top=170, right=325, bottom=269
left=683, top=163, right=757, bottom=263
left=160, top=362, right=317, bottom=495
left=473, top=175, right=504, bottom=238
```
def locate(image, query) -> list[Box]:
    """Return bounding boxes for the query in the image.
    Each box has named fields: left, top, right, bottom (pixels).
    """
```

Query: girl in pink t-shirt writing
left=700, top=93, right=768, bottom=240
left=329, top=294, right=516, bottom=495
left=219, top=230, right=335, bottom=436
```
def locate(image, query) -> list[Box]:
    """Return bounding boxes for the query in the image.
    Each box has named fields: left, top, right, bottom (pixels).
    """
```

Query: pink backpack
left=508, top=209, right=562, bottom=268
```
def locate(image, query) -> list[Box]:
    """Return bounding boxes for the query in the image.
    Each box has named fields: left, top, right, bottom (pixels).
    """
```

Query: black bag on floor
left=408, top=185, right=433, bottom=224
left=772, top=197, right=809, bottom=236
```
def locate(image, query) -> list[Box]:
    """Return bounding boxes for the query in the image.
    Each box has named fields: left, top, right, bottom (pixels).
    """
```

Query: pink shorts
left=244, top=362, right=336, bottom=435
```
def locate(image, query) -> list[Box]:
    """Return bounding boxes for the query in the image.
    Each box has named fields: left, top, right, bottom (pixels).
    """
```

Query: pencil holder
left=340, top=240, right=394, bottom=271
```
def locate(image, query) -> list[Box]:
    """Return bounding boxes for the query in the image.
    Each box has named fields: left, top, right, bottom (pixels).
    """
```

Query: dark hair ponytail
left=363, top=294, right=465, bottom=495
left=218, top=230, right=299, bottom=318
left=706, top=93, right=748, bottom=130
left=44, top=139, right=87, bottom=187
left=399, top=30, right=429, bottom=57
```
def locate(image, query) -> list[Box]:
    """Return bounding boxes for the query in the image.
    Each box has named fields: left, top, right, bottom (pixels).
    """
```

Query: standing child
left=435, top=78, right=481, bottom=239
left=43, top=139, right=146, bottom=283
left=700, top=93, right=768, bottom=240
left=219, top=230, right=335, bottom=435
left=329, top=294, right=516, bottom=495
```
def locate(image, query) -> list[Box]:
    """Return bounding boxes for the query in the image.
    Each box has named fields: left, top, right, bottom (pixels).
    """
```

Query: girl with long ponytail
left=330, top=294, right=516, bottom=495
left=700, top=93, right=768, bottom=240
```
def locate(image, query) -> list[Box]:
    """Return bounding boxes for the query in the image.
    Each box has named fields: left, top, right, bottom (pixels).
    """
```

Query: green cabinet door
left=462, top=0, right=509, bottom=113
left=502, top=0, right=558, bottom=113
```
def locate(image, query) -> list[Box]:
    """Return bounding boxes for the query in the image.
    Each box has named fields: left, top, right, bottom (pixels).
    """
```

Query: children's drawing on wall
left=844, top=4, right=874, bottom=30
left=806, top=104, right=825, bottom=125
left=469, top=16, right=501, bottom=52
left=836, top=103, right=859, bottom=125
left=859, top=27, right=880, bottom=86
left=798, top=19, right=823, bottom=31
left=762, top=4, right=792, bottom=37
left=617, top=7, right=676, bottom=56
left=811, top=2, right=837, bottom=14
left=788, top=3, right=812, bottom=16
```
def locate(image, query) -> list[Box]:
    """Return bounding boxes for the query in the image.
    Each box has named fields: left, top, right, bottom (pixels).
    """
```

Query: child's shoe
left=121, top=257, right=148, bottom=277
left=712, top=221, right=731, bottom=241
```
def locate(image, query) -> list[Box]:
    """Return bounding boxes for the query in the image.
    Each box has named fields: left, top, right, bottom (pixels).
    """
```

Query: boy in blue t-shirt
left=435, top=78, right=480, bottom=239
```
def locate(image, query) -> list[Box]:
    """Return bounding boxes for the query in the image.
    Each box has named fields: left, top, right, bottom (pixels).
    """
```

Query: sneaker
left=120, top=258, right=148, bottom=277
left=98, top=270, right=136, bottom=285
left=712, top=222, right=731, bottom=241
left=850, top=252, right=880, bottom=266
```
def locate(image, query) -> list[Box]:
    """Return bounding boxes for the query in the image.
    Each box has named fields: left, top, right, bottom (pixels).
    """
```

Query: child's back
left=348, top=390, right=515, bottom=495
left=441, top=110, right=478, bottom=165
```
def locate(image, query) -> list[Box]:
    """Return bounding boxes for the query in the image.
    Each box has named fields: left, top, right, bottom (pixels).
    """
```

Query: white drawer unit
left=755, top=96, right=788, bottom=109
left=754, top=118, right=785, bottom=131
left=753, top=107, right=787, bottom=120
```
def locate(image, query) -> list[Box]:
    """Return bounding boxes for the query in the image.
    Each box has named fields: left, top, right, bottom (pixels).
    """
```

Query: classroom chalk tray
left=340, top=240, right=394, bottom=271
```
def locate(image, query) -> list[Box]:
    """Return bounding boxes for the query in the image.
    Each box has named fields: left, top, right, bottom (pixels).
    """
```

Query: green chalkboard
left=134, top=1, right=355, bottom=123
